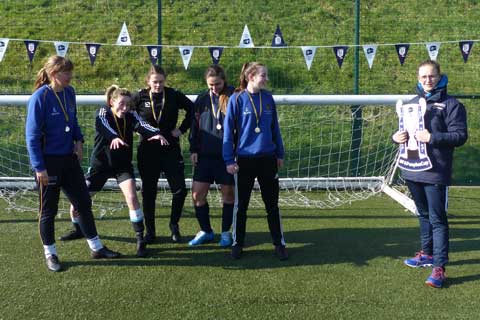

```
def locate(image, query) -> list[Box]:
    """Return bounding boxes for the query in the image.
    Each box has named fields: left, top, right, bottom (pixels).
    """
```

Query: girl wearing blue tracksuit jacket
left=223, top=62, right=287, bottom=260
left=188, top=65, right=235, bottom=247
left=393, top=60, right=468, bottom=288
left=60, top=85, right=165, bottom=257
left=25, top=56, right=120, bottom=272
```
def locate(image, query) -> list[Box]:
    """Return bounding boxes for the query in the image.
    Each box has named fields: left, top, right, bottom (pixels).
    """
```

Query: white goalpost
left=0, top=94, right=416, bottom=214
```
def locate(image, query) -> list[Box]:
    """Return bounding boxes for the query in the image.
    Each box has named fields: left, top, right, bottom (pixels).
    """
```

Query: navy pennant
left=24, top=40, right=39, bottom=63
left=271, top=25, right=286, bottom=47
left=209, top=47, right=224, bottom=65
left=85, top=43, right=101, bottom=66
left=333, top=46, right=348, bottom=68
left=459, top=41, right=474, bottom=63
left=395, top=44, right=410, bottom=65
left=147, top=46, right=162, bottom=65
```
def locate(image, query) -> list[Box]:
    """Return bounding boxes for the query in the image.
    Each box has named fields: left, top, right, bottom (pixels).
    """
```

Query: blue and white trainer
left=218, top=231, right=233, bottom=247
left=404, top=250, right=434, bottom=268
left=425, top=267, right=446, bottom=288
left=188, top=230, right=214, bottom=246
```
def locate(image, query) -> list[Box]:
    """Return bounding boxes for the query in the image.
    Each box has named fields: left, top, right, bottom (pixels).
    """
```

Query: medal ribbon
left=209, top=91, right=221, bottom=127
left=246, top=90, right=262, bottom=130
left=51, top=89, right=69, bottom=123
left=113, top=113, right=126, bottom=141
left=149, top=90, right=165, bottom=123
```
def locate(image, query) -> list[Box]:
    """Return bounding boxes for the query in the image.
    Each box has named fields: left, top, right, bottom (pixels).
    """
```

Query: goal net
left=0, top=94, right=415, bottom=215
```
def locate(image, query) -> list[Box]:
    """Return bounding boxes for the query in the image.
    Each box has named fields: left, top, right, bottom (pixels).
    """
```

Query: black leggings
left=137, top=142, right=187, bottom=235
left=232, top=155, right=285, bottom=247
left=38, top=155, right=98, bottom=245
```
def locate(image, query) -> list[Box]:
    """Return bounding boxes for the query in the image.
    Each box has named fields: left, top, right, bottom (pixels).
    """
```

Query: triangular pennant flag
left=54, top=41, right=69, bottom=57
left=301, top=46, right=317, bottom=71
left=271, top=25, right=286, bottom=47
left=362, top=44, right=377, bottom=69
left=179, top=46, right=194, bottom=70
left=395, top=44, right=410, bottom=65
left=24, top=40, right=39, bottom=63
left=333, top=46, right=349, bottom=68
left=116, top=22, right=132, bottom=46
left=85, top=43, right=101, bottom=66
left=147, top=46, right=162, bottom=65
left=0, top=38, right=9, bottom=62
left=459, top=41, right=473, bottom=63
left=239, top=25, right=254, bottom=48
left=426, top=42, right=440, bottom=61
left=209, top=47, right=224, bottom=65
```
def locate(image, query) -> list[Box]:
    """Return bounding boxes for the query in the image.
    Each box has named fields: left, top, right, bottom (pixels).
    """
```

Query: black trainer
left=46, top=255, right=62, bottom=272
left=59, top=228, right=83, bottom=241
left=136, top=240, right=147, bottom=258
left=91, top=246, right=121, bottom=259
left=231, top=245, right=243, bottom=259
left=274, top=245, right=289, bottom=261
left=169, top=223, right=182, bottom=243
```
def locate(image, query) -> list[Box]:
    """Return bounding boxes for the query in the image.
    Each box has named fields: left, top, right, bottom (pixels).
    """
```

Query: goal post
left=0, top=94, right=416, bottom=214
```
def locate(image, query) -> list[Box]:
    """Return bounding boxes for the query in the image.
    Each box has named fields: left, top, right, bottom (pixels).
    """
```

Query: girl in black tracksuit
left=188, top=65, right=235, bottom=247
left=62, top=85, right=165, bottom=257
left=133, top=65, right=194, bottom=243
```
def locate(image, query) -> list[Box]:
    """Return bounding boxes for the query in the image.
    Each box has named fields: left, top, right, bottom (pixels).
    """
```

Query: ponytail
left=105, top=85, right=131, bottom=107
left=33, top=55, right=74, bottom=91
left=236, top=63, right=250, bottom=92
left=235, top=62, right=265, bottom=92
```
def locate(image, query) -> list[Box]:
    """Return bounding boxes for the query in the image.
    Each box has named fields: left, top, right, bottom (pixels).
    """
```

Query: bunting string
left=1, top=23, right=478, bottom=69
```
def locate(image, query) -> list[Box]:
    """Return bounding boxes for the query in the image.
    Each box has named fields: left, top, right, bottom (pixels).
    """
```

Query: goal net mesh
left=0, top=100, right=399, bottom=215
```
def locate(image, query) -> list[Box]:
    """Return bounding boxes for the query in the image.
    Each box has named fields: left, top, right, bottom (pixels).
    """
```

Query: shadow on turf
left=443, top=273, right=480, bottom=288
left=58, top=226, right=480, bottom=275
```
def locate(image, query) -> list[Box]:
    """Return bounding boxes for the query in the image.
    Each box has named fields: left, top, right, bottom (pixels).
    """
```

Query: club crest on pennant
left=395, top=98, right=432, bottom=172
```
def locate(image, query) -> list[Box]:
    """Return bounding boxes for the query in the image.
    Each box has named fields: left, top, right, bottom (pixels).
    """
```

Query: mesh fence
left=0, top=0, right=479, bottom=184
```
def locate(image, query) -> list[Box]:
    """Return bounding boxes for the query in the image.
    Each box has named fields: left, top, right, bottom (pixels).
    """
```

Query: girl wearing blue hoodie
left=25, top=56, right=120, bottom=272
left=223, top=62, right=287, bottom=260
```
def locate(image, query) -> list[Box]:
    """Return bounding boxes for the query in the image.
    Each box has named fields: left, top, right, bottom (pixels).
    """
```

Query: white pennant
left=0, top=38, right=9, bottom=62
left=179, top=46, right=194, bottom=70
left=54, top=41, right=69, bottom=57
left=239, top=25, right=254, bottom=48
left=116, top=22, right=132, bottom=46
left=362, top=44, right=377, bottom=69
left=426, top=42, right=440, bottom=61
left=301, top=46, right=317, bottom=71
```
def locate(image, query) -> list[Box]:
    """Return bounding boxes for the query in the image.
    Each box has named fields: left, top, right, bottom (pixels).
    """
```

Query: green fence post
left=157, top=0, right=162, bottom=65
left=350, top=0, right=362, bottom=177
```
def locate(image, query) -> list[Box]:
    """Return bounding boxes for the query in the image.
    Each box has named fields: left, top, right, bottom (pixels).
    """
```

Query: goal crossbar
left=1, top=94, right=416, bottom=106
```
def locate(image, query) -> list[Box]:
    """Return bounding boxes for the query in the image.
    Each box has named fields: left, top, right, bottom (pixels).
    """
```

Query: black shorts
left=193, top=156, right=234, bottom=185
left=85, top=165, right=135, bottom=192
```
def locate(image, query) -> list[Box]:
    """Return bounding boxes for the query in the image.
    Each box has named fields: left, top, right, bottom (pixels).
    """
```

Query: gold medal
left=246, top=90, right=263, bottom=134
left=216, top=123, right=222, bottom=130
left=65, top=126, right=70, bottom=132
